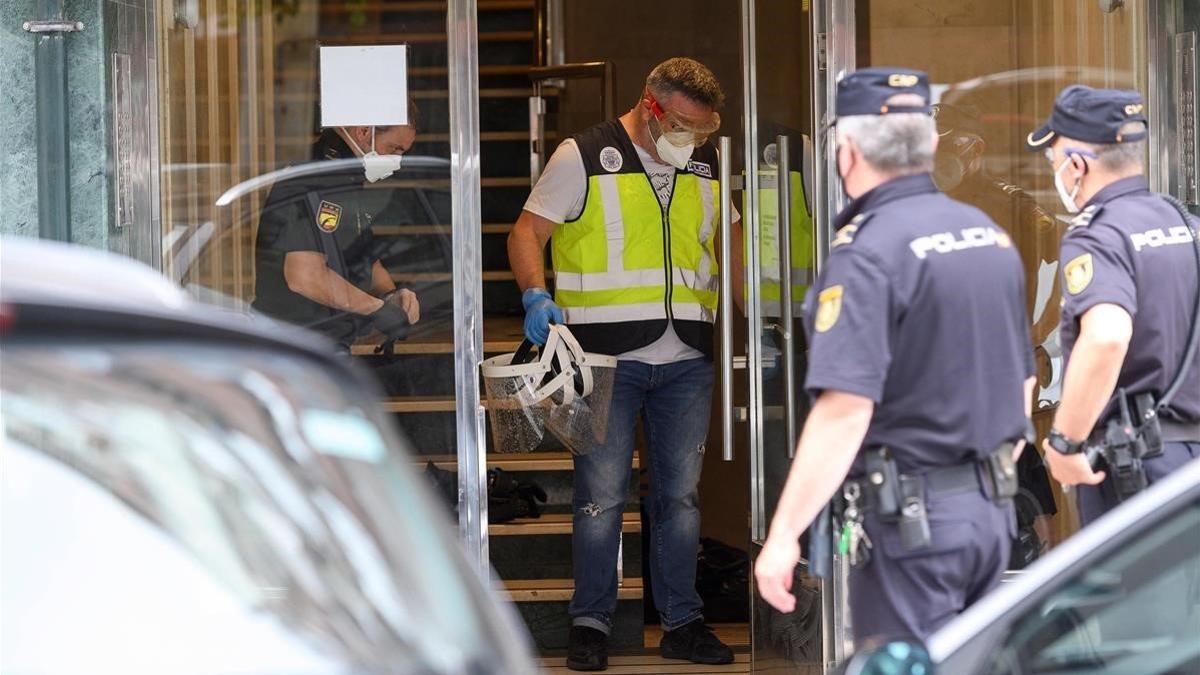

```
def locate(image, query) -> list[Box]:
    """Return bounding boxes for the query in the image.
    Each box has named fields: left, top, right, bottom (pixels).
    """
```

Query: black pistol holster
left=847, top=443, right=1021, bottom=555
left=1088, top=390, right=1155, bottom=502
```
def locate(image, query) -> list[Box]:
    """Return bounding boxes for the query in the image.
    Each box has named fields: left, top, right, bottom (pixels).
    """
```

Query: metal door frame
left=448, top=0, right=489, bottom=575
left=1148, top=0, right=1200, bottom=207
left=733, top=1, right=857, bottom=671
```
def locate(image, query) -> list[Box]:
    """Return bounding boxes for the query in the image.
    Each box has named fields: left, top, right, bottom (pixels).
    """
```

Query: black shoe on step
left=566, top=625, right=609, bottom=671
left=659, top=619, right=734, bottom=665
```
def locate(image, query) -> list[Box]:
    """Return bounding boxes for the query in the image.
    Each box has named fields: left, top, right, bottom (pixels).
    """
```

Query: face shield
left=481, top=325, right=617, bottom=456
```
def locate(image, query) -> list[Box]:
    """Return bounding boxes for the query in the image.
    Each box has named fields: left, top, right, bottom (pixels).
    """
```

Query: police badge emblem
left=599, top=146, right=623, bottom=173
left=1063, top=253, right=1093, bottom=295
left=316, top=200, right=342, bottom=233
left=815, top=285, right=844, bottom=333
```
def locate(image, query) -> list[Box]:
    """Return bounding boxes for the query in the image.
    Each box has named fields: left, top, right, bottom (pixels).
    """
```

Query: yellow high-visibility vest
left=549, top=120, right=722, bottom=356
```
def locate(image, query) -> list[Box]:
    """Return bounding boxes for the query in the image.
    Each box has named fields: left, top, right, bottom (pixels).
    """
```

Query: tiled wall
left=0, top=0, right=158, bottom=266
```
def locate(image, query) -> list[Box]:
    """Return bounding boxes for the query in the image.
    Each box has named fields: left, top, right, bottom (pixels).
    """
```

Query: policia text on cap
left=1028, top=85, right=1200, bottom=525
left=755, top=68, right=1037, bottom=642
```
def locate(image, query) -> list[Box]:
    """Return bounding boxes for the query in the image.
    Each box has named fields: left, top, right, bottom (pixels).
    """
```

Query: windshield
left=0, top=340, right=526, bottom=674
left=985, top=501, right=1200, bottom=674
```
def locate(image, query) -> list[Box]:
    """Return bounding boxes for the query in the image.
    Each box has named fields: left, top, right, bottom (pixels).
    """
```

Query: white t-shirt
left=524, top=138, right=733, bottom=364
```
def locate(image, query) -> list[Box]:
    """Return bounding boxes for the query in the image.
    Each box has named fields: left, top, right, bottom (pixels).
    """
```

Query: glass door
left=727, top=1, right=844, bottom=671
left=853, top=0, right=1150, bottom=555
left=154, top=0, right=489, bottom=569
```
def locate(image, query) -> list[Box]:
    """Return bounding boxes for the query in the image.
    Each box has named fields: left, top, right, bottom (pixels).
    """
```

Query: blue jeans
left=569, top=358, right=714, bottom=633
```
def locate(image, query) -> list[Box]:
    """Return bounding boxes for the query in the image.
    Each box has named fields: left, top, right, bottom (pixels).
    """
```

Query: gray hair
left=1068, top=121, right=1146, bottom=173
left=836, top=94, right=936, bottom=175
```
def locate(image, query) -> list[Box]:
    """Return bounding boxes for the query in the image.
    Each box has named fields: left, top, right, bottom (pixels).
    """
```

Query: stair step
left=390, top=269, right=533, bottom=283
left=491, top=512, right=642, bottom=536
left=320, top=0, right=534, bottom=14
left=382, top=396, right=457, bottom=413
left=504, top=578, right=643, bottom=603
left=281, top=31, right=532, bottom=47
left=278, top=64, right=530, bottom=80
left=372, top=223, right=512, bottom=236
left=276, top=88, right=557, bottom=104
left=353, top=314, right=524, bottom=355
left=421, top=451, right=639, bottom=472
left=274, top=131, right=548, bottom=148
left=366, top=176, right=529, bottom=189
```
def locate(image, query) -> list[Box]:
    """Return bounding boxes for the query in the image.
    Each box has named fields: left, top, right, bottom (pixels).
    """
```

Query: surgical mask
left=655, top=132, right=695, bottom=170
left=1053, top=157, right=1081, bottom=214
left=345, top=128, right=403, bottom=183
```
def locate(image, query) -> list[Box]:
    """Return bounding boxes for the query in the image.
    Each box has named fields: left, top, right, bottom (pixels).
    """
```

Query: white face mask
left=1053, top=157, right=1081, bottom=214
left=647, top=117, right=694, bottom=170
left=655, top=135, right=694, bottom=170
left=346, top=128, right=403, bottom=183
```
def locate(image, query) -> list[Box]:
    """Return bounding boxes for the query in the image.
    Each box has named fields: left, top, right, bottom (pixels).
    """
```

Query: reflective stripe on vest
left=747, top=169, right=815, bottom=315
left=553, top=171, right=719, bottom=323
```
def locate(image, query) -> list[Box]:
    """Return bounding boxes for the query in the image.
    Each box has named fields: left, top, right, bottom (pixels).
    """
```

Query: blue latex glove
left=522, top=287, right=564, bottom=345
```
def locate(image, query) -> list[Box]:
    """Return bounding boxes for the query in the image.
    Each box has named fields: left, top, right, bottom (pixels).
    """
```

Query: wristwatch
left=1047, top=428, right=1086, bottom=455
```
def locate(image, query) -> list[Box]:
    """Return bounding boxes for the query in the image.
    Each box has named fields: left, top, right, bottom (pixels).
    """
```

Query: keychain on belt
left=838, top=482, right=873, bottom=568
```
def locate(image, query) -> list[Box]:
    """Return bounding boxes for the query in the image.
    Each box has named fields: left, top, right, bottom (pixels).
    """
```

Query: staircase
left=285, top=0, right=644, bottom=652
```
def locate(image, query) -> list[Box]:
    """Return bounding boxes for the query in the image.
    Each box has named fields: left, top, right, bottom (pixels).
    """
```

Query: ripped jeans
left=569, top=357, right=714, bottom=633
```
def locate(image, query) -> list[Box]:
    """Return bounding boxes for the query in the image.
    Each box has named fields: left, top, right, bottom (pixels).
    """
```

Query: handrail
left=529, top=61, right=615, bottom=119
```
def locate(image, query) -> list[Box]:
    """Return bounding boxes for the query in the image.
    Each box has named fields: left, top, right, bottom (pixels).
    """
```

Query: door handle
left=718, top=136, right=735, bottom=462
left=776, top=135, right=799, bottom=459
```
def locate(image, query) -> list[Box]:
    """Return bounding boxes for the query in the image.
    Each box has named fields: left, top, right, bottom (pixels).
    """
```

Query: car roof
left=929, top=456, right=1200, bottom=663
left=0, top=236, right=337, bottom=359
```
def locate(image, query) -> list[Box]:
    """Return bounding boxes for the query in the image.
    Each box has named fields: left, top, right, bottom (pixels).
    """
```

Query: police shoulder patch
left=317, top=200, right=342, bottom=233
left=1068, top=203, right=1103, bottom=230
left=832, top=213, right=872, bottom=249
left=1063, top=253, right=1093, bottom=295
left=831, top=225, right=858, bottom=249
left=814, top=285, right=844, bottom=333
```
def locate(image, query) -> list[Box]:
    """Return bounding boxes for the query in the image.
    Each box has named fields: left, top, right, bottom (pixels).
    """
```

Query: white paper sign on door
left=319, top=44, right=408, bottom=127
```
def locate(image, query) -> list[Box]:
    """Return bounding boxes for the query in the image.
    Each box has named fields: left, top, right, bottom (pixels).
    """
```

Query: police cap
left=835, top=67, right=932, bottom=118
left=1026, top=84, right=1147, bottom=151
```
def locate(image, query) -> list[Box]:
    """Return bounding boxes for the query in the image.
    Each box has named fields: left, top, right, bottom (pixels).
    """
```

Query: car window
left=985, top=501, right=1200, bottom=675
left=0, top=341, right=527, bottom=674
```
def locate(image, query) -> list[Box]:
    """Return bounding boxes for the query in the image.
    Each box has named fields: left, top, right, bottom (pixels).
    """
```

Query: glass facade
left=859, top=0, right=1148, bottom=545
left=2, top=0, right=1197, bottom=669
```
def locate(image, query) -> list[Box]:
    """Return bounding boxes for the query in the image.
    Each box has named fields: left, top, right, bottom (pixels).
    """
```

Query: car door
left=934, top=459, right=1200, bottom=675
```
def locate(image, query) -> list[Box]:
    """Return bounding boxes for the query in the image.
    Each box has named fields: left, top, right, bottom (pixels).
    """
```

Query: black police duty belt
left=841, top=443, right=1020, bottom=516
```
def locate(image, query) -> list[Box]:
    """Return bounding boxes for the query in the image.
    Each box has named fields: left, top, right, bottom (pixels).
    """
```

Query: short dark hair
left=378, top=96, right=421, bottom=134
left=646, top=57, right=725, bottom=110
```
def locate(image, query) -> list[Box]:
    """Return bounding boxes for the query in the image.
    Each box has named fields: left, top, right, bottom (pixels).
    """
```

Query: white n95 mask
left=655, top=134, right=695, bottom=170
left=345, top=127, right=403, bottom=183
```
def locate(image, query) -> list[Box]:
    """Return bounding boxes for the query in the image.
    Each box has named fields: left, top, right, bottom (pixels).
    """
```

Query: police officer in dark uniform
left=1028, top=85, right=1200, bottom=524
left=254, top=120, right=421, bottom=351
left=932, top=103, right=1059, bottom=567
left=755, top=68, right=1036, bottom=642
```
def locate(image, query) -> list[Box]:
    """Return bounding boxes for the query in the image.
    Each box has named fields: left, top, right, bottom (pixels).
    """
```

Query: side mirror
left=837, top=638, right=934, bottom=675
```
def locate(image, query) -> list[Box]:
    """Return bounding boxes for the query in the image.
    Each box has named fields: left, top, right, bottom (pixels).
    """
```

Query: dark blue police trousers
left=1077, top=441, right=1200, bottom=526
left=848, top=489, right=1014, bottom=642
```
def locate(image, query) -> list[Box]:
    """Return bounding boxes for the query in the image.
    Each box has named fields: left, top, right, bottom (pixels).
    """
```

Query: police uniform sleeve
left=804, top=249, right=893, bottom=402
left=1059, top=224, right=1138, bottom=324
left=258, top=194, right=322, bottom=255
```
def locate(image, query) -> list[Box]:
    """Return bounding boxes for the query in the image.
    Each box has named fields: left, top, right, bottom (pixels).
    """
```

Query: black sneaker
left=659, top=619, right=734, bottom=665
left=566, top=625, right=609, bottom=671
